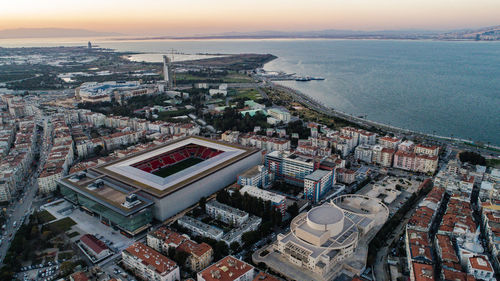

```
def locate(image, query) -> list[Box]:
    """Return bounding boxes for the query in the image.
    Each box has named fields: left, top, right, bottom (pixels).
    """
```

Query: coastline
left=1, top=40, right=497, bottom=151
left=108, top=36, right=496, bottom=42
left=265, top=80, right=500, bottom=153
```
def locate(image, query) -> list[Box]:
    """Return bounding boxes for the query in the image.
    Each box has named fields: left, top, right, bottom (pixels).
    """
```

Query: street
left=0, top=117, right=49, bottom=265
left=0, top=173, right=39, bottom=263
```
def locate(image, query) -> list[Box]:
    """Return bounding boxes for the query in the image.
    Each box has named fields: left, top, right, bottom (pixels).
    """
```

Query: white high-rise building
left=163, top=55, right=173, bottom=88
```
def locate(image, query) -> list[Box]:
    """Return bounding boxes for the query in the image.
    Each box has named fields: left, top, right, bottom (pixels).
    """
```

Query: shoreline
left=266, top=81, right=500, bottom=152
left=108, top=36, right=497, bottom=43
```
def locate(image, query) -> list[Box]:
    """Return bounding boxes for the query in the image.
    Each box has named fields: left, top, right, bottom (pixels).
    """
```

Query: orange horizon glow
left=1, top=0, right=500, bottom=36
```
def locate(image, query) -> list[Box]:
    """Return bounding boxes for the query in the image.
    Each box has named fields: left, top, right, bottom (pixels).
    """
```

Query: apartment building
left=122, top=242, right=180, bottom=281
left=205, top=200, right=249, bottom=226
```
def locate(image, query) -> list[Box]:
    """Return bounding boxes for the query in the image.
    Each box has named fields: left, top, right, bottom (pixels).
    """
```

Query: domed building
left=255, top=195, right=389, bottom=281
left=275, top=202, right=359, bottom=278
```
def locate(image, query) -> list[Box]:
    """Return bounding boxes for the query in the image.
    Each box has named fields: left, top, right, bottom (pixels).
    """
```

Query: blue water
left=2, top=38, right=499, bottom=145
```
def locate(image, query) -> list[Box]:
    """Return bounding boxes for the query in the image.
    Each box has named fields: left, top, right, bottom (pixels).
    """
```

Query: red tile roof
left=379, top=136, right=400, bottom=143
left=469, top=256, right=493, bottom=272
left=198, top=256, right=254, bottom=281
left=442, top=269, right=476, bottom=281
left=177, top=240, right=212, bottom=258
left=80, top=234, right=109, bottom=254
left=124, top=242, right=178, bottom=275
left=70, top=272, right=89, bottom=281
left=152, top=227, right=188, bottom=247
left=413, top=262, right=434, bottom=281
left=436, top=234, right=459, bottom=263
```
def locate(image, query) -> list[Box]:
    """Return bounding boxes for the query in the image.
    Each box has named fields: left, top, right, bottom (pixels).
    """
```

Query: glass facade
left=60, top=184, right=152, bottom=234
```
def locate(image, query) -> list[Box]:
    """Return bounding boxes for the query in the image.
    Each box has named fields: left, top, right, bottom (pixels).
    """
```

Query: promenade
left=265, top=81, right=500, bottom=156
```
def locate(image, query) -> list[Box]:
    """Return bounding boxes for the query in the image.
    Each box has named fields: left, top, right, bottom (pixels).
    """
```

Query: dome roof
left=306, top=204, right=344, bottom=233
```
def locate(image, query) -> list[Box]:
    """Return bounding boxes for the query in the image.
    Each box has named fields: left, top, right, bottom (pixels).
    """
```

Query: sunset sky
left=1, top=0, right=500, bottom=36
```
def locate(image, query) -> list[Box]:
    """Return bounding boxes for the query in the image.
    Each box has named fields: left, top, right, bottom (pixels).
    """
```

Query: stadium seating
left=132, top=144, right=224, bottom=174
left=150, top=159, right=162, bottom=169
left=201, top=148, right=212, bottom=159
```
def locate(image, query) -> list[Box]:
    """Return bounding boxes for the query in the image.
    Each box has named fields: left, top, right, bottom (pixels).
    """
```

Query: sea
left=1, top=38, right=499, bottom=145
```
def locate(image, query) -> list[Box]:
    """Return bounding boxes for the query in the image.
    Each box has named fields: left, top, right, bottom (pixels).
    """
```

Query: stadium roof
left=59, top=171, right=154, bottom=216
left=90, top=136, right=258, bottom=198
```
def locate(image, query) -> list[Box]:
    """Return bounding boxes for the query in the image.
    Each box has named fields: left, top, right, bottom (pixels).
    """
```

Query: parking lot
left=17, top=262, right=60, bottom=281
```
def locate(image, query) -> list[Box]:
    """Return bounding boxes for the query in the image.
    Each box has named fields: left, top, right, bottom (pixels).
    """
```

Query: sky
left=1, top=0, right=500, bottom=36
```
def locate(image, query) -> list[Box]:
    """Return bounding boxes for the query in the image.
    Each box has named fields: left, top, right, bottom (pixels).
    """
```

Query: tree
left=94, top=145, right=104, bottom=156
left=30, top=225, right=39, bottom=239
left=167, top=247, right=176, bottom=259
left=241, top=231, right=259, bottom=246
left=174, top=250, right=190, bottom=266
left=214, top=241, right=229, bottom=259
left=259, top=221, right=273, bottom=236
left=0, top=266, right=13, bottom=280
left=59, top=261, right=75, bottom=275
left=287, top=202, right=299, bottom=218
left=459, top=151, right=486, bottom=166
left=230, top=242, right=240, bottom=253
left=198, top=196, right=207, bottom=210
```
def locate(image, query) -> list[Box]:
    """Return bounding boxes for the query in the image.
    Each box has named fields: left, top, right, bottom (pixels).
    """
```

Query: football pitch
left=152, top=157, right=205, bottom=178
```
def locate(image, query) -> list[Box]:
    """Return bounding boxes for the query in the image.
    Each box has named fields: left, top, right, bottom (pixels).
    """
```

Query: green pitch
left=152, top=157, right=205, bottom=178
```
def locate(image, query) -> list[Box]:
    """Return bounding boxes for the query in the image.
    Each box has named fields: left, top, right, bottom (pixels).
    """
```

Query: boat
left=295, top=76, right=311, bottom=81
left=295, top=76, right=325, bottom=81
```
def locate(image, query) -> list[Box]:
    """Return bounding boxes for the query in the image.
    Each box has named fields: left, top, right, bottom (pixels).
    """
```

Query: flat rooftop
left=305, top=169, right=331, bottom=181
left=239, top=165, right=261, bottom=177
left=60, top=172, right=153, bottom=216
left=286, top=153, right=313, bottom=163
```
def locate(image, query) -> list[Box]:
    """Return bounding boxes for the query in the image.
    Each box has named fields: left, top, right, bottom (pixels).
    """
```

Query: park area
left=229, top=88, right=262, bottom=101
left=0, top=210, right=81, bottom=279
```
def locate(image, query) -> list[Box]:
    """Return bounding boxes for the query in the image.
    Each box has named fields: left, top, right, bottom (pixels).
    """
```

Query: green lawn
left=486, top=158, right=500, bottom=168
left=153, top=158, right=205, bottom=178
left=67, top=231, right=80, bottom=238
left=222, top=73, right=254, bottom=83
left=43, top=217, right=77, bottom=233
left=37, top=210, right=56, bottom=223
left=175, top=72, right=253, bottom=83
left=157, top=108, right=193, bottom=119
left=58, top=251, right=74, bottom=260
left=230, top=88, right=261, bottom=101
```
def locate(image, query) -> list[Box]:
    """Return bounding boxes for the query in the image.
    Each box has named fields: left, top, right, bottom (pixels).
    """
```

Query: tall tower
left=163, top=55, right=173, bottom=89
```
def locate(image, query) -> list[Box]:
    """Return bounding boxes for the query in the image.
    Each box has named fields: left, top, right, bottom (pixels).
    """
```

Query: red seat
left=201, top=149, right=211, bottom=159
left=150, top=159, right=162, bottom=169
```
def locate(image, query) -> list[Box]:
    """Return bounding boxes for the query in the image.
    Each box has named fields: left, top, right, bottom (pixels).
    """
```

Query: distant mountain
left=438, top=25, right=500, bottom=40
left=216, top=29, right=443, bottom=37
left=112, top=25, right=500, bottom=41
left=212, top=26, right=500, bottom=40
left=137, top=29, right=446, bottom=40
left=0, top=28, right=122, bottom=39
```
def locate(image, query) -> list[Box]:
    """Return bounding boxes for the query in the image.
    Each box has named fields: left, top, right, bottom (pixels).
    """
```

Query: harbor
left=254, top=68, right=325, bottom=81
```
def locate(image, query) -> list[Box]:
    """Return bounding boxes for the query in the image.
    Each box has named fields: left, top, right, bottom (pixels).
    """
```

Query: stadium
left=130, top=143, right=224, bottom=177
left=58, top=136, right=261, bottom=235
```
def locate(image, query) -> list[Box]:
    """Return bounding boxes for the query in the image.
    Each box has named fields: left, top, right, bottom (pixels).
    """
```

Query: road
left=372, top=183, right=433, bottom=281
left=0, top=117, right=48, bottom=264
left=265, top=81, right=500, bottom=156
left=372, top=209, right=412, bottom=281
left=0, top=174, right=39, bottom=263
